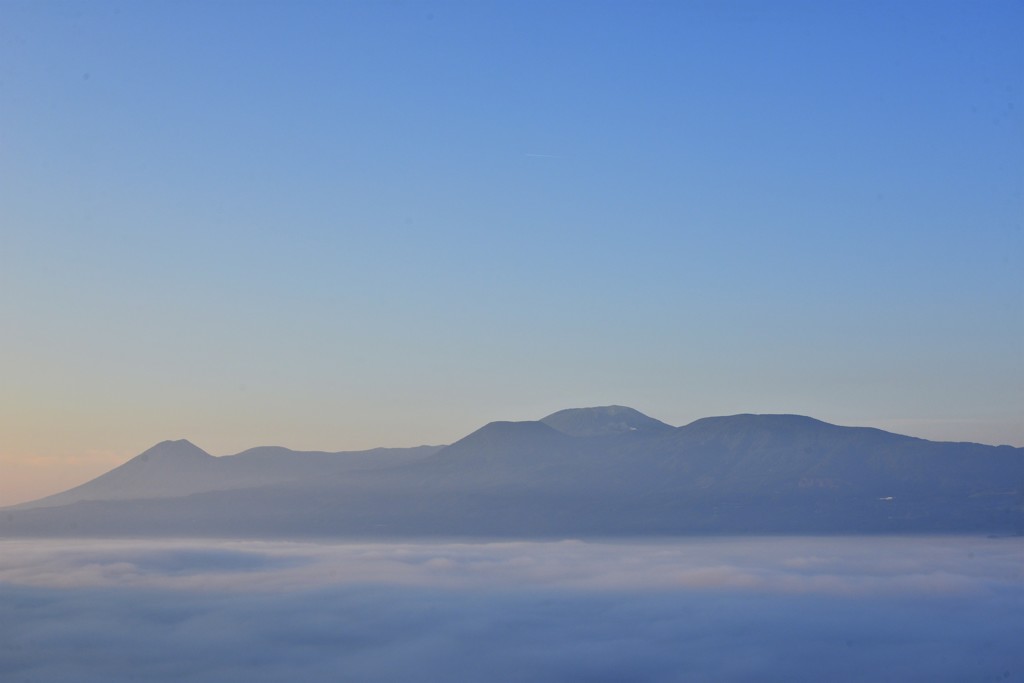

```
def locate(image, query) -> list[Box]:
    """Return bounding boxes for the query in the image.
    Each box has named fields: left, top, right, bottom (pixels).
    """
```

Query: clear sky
left=1, top=0, right=1021, bottom=506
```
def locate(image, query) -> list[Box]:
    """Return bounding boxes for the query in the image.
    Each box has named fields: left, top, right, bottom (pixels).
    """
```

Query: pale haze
left=1, top=0, right=1022, bottom=507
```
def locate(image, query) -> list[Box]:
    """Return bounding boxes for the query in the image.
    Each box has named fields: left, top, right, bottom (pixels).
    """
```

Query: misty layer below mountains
left=2, top=406, right=1022, bottom=538
left=2, top=537, right=1023, bottom=683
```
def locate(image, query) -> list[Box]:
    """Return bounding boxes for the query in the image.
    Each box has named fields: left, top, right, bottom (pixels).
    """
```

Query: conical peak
left=540, top=405, right=674, bottom=437
left=134, top=439, right=212, bottom=463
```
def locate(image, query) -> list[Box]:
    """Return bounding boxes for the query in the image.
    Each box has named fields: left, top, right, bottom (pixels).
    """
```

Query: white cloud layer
left=1, top=536, right=1022, bottom=682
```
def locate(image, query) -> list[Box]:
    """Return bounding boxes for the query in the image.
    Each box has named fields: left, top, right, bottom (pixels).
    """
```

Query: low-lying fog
left=2, top=536, right=1021, bottom=682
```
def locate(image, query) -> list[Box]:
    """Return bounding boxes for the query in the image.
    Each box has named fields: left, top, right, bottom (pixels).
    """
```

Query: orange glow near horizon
left=0, top=450, right=128, bottom=507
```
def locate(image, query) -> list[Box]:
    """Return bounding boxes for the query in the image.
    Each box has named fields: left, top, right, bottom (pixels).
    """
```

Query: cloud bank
left=1, top=537, right=1022, bottom=682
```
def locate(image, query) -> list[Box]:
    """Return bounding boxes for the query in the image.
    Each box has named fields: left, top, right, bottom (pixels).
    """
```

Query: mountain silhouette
left=3, top=407, right=1021, bottom=537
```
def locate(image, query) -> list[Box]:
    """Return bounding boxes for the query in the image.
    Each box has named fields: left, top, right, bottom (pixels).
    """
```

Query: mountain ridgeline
left=3, top=407, right=1022, bottom=538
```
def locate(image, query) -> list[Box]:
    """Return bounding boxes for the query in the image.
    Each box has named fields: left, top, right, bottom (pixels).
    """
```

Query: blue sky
left=1, top=0, right=1021, bottom=503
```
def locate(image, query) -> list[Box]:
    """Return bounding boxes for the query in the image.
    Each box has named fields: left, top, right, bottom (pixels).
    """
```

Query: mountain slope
left=15, top=440, right=217, bottom=509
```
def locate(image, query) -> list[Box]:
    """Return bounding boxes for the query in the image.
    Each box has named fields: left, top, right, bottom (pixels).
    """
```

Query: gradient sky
left=1, top=0, right=1022, bottom=506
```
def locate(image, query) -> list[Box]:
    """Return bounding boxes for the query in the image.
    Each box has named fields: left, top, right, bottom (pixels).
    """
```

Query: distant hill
left=14, top=441, right=442, bottom=511
left=2, top=406, right=1021, bottom=538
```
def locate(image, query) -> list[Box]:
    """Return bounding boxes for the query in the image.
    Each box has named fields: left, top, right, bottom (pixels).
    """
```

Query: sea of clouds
left=1, top=536, right=1022, bottom=682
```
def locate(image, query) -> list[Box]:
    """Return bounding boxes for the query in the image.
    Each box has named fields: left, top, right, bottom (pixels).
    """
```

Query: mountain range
left=3, top=406, right=1022, bottom=537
